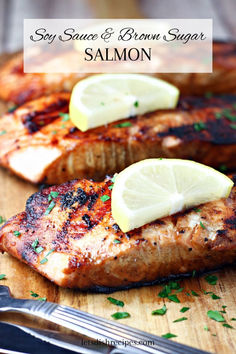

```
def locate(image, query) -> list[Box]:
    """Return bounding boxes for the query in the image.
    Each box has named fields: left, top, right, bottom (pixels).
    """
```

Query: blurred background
left=0, top=0, right=235, bottom=53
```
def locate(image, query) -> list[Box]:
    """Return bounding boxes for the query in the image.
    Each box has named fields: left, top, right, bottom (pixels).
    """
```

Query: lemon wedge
left=111, top=159, right=234, bottom=233
left=69, top=74, right=179, bottom=132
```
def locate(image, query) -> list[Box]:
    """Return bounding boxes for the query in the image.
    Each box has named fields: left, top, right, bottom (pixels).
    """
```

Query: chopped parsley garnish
left=61, top=124, right=66, bottom=129
left=205, top=274, right=218, bottom=285
left=111, top=312, right=130, bottom=320
left=30, top=291, right=46, bottom=301
left=0, top=274, right=6, bottom=280
left=219, top=164, right=227, bottom=172
left=193, top=208, right=201, bottom=212
left=100, top=102, right=105, bottom=106
left=13, top=231, right=21, bottom=237
left=0, top=216, right=6, bottom=224
left=52, top=130, right=57, bottom=135
left=59, top=113, right=70, bottom=122
left=207, top=310, right=225, bottom=322
left=194, top=122, right=206, bottom=132
left=162, top=333, right=177, bottom=339
left=134, top=100, right=139, bottom=107
left=223, top=323, right=234, bottom=329
left=30, top=290, right=39, bottom=297
left=230, top=124, right=236, bottom=130
left=40, top=248, right=55, bottom=264
left=100, top=195, right=110, bottom=202
left=191, top=290, right=199, bottom=297
left=168, top=294, right=180, bottom=303
left=192, top=270, right=196, bottom=277
left=0, top=130, right=7, bottom=136
left=222, top=110, right=236, bottom=122
left=48, top=191, right=59, bottom=202
left=200, top=221, right=206, bottom=229
left=108, top=185, right=113, bottom=190
left=152, top=304, right=167, bottom=316
left=45, top=201, right=56, bottom=215
left=113, top=239, right=121, bottom=244
left=211, top=293, right=221, bottom=300
left=231, top=318, right=236, bottom=321
left=107, top=297, right=124, bottom=307
left=173, top=317, right=187, bottom=323
left=115, top=122, right=132, bottom=128
left=31, top=238, right=39, bottom=249
left=180, top=307, right=190, bottom=313
left=35, top=246, right=44, bottom=254
left=204, top=326, right=209, bottom=331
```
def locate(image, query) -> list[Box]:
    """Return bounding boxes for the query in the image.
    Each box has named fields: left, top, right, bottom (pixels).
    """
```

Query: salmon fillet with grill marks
left=0, top=42, right=236, bottom=105
left=0, top=93, right=236, bottom=184
left=0, top=175, right=235, bottom=290
left=0, top=52, right=89, bottom=105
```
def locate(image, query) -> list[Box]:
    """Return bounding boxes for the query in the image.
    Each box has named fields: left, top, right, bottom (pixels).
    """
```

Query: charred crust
left=158, top=118, right=236, bottom=145
left=87, top=193, right=98, bottom=210
left=112, top=223, right=121, bottom=232
left=225, top=217, right=236, bottom=230
left=82, top=214, right=93, bottom=230
left=22, top=98, right=69, bottom=134
left=60, top=188, right=88, bottom=209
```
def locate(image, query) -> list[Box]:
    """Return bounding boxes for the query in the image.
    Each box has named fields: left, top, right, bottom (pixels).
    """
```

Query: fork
left=0, top=285, right=209, bottom=354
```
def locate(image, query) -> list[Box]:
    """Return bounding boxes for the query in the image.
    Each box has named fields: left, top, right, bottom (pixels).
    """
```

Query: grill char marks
left=22, top=97, right=69, bottom=134
left=0, top=176, right=235, bottom=290
left=158, top=118, right=236, bottom=145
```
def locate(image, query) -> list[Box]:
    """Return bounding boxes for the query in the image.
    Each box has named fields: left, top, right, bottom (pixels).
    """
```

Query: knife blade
left=0, top=321, right=115, bottom=354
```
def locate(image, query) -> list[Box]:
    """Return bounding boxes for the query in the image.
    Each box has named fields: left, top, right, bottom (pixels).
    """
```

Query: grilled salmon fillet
left=0, top=42, right=236, bottom=105
left=0, top=175, right=235, bottom=290
left=0, top=52, right=89, bottom=105
left=0, top=93, right=235, bottom=184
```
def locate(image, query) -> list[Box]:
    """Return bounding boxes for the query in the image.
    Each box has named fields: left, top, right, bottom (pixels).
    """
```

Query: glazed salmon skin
left=0, top=175, right=235, bottom=290
left=0, top=93, right=235, bottom=184
left=0, top=42, right=236, bottom=105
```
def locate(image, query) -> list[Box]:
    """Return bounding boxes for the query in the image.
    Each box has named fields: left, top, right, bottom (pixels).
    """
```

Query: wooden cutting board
left=0, top=54, right=236, bottom=354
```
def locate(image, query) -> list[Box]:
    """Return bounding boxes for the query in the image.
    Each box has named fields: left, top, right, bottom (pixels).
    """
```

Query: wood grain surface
left=0, top=54, right=235, bottom=354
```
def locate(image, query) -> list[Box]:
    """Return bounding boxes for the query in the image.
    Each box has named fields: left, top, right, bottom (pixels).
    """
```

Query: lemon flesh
left=111, top=159, right=234, bottom=233
left=69, top=74, right=179, bottom=132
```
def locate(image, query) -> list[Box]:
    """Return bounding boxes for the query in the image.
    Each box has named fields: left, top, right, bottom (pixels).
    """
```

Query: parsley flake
left=168, top=294, right=180, bottom=303
left=48, top=191, right=59, bottom=202
left=191, top=290, right=199, bottom=297
left=107, top=297, right=124, bottom=307
left=193, top=208, right=201, bottom=212
left=0, top=216, right=6, bottom=224
left=231, top=318, right=236, bottom=321
left=0, top=274, right=6, bottom=280
left=211, top=293, right=221, bottom=300
left=8, top=105, right=18, bottom=113
left=214, top=112, right=222, bottom=119
left=40, top=248, right=55, bottom=264
left=13, top=231, right=21, bottom=237
left=230, top=124, right=236, bottom=130
left=162, top=333, right=177, bottom=339
left=207, top=310, right=225, bottom=322
left=205, top=275, right=218, bottom=285
left=45, top=201, right=56, bottom=215
left=113, top=239, right=121, bottom=244
left=180, top=307, right=190, bottom=313
left=134, top=101, right=139, bottom=107
left=0, top=130, right=7, bottom=136
left=219, top=164, right=227, bottom=172
left=223, top=323, right=234, bottom=329
left=59, top=113, right=70, bottom=122
left=111, top=312, right=130, bottom=320
left=204, top=326, right=209, bottom=331
left=200, top=221, right=206, bottom=229
left=152, top=304, right=167, bottom=316
left=194, top=122, right=206, bottom=132
left=115, top=122, right=132, bottom=128
left=100, top=195, right=110, bottom=202
left=173, top=317, right=187, bottom=323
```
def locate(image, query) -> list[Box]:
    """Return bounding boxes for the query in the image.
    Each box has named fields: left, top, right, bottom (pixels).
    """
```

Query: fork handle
left=4, top=298, right=208, bottom=354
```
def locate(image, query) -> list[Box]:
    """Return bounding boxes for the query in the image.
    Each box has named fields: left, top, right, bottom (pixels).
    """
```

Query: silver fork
left=0, top=285, right=209, bottom=354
